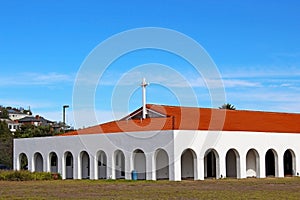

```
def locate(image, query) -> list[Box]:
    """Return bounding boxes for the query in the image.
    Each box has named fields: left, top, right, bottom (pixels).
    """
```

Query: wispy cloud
left=0, top=98, right=55, bottom=109
left=271, top=52, right=300, bottom=59
left=0, top=72, right=74, bottom=86
left=223, top=79, right=261, bottom=87
left=225, top=85, right=300, bottom=113
left=96, top=69, right=261, bottom=89
left=189, top=78, right=260, bottom=88
left=65, top=109, right=127, bottom=129
left=27, top=72, right=73, bottom=83
left=221, top=65, right=300, bottom=79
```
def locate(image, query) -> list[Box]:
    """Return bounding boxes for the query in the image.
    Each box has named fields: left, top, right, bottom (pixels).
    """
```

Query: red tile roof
left=61, top=104, right=300, bottom=136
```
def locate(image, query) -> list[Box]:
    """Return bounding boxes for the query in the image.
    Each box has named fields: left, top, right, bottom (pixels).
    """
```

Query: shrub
left=0, top=170, right=62, bottom=181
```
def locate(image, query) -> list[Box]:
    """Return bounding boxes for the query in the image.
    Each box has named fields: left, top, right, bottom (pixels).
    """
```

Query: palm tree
left=219, top=103, right=236, bottom=110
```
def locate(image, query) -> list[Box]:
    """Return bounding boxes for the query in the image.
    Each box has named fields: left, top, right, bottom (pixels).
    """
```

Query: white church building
left=14, top=100, right=300, bottom=181
left=13, top=78, right=300, bottom=181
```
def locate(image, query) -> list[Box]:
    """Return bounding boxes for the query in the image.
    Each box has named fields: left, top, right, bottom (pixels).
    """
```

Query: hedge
left=0, top=170, right=62, bottom=181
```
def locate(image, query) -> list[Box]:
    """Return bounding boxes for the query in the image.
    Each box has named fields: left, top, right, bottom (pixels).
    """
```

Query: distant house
left=0, top=118, right=20, bottom=133
left=18, top=115, right=54, bottom=126
left=1, top=107, right=57, bottom=134
left=8, top=109, right=31, bottom=121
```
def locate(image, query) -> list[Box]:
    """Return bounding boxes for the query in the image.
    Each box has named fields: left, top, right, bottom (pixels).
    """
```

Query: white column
left=125, top=152, right=131, bottom=180
left=29, top=154, right=34, bottom=172
left=61, top=155, right=66, bottom=179
left=89, top=153, right=95, bottom=180
left=73, top=154, right=79, bottom=179
left=277, top=152, right=284, bottom=178
left=58, top=154, right=63, bottom=178
left=197, top=157, right=204, bottom=180
left=239, top=154, right=247, bottom=179
left=146, top=153, right=155, bottom=180
left=42, top=153, right=46, bottom=172
left=108, top=151, right=114, bottom=179
left=14, top=153, right=18, bottom=171
left=170, top=157, right=181, bottom=181
left=152, top=158, right=157, bottom=181
left=93, top=153, right=98, bottom=180
left=296, top=156, right=300, bottom=176
left=259, top=152, right=266, bottom=178
left=46, top=154, right=50, bottom=172
left=219, top=154, right=226, bottom=178
left=145, top=153, right=152, bottom=180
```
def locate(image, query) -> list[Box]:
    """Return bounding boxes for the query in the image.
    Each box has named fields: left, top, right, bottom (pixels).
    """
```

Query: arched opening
left=181, top=149, right=196, bottom=180
left=246, top=149, right=259, bottom=178
left=65, top=152, right=73, bottom=179
left=34, top=152, right=43, bottom=172
left=155, top=149, right=169, bottom=180
left=284, top=149, right=295, bottom=176
left=49, top=152, right=58, bottom=173
left=133, top=149, right=146, bottom=180
left=226, top=149, right=240, bottom=178
left=265, top=149, right=277, bottom=177
left=115, top=150, right=125, bottom=179
left=19, top=153, right=28, bottom=170
left=204, top=149, right=219, bottom=179
left=98, top=151, right=107, bottom=179
left=80, top=151, right=90, bottom=179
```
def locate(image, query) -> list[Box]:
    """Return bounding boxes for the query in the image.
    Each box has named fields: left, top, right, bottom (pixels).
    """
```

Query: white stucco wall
left=14, top=130, right=300, bottom=181
left=14, top=130, right=174, bottom=180
left=173, top=130, right=300, bottom=180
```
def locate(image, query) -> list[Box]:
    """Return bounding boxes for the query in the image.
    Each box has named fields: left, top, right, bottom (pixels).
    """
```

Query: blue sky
left=1, top=1, right=300, bottom=128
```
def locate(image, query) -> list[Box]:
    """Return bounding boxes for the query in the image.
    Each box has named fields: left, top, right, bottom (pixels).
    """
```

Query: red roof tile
left=60, top=104, right=300, bottom=136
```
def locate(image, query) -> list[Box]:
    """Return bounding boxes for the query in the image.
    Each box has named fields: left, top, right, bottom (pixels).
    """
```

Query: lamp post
left=63, top=105, right=69, bottom=128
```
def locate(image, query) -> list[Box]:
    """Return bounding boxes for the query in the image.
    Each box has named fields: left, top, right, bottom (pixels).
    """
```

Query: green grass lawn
left=1, top=177, right=300, bottom=199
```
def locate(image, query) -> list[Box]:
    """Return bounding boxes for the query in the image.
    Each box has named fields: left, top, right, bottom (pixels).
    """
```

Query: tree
left=14, top=124, right=63, bottom=138
left=219, top=103, right=236, bottom=110
left=22, top=109, right=32, bottom=115
left=0, top=121, right=13, bottom=168
left=0, top=107, right=9, bottom=119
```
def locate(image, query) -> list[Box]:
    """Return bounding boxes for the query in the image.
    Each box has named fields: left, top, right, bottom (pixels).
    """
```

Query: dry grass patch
left=1, top=177, right=300, bottom=199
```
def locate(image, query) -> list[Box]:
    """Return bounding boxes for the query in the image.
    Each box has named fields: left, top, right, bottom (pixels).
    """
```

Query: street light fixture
left=63, top=105, right=69, bottom=128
